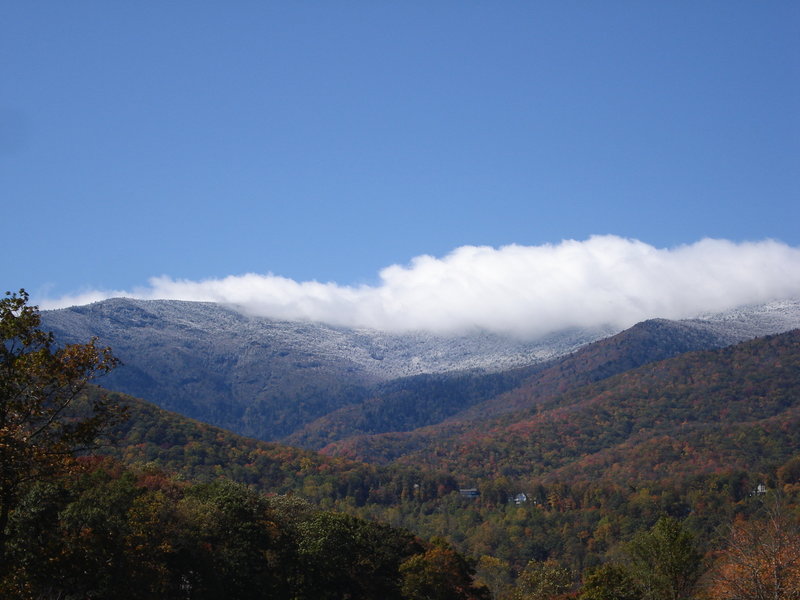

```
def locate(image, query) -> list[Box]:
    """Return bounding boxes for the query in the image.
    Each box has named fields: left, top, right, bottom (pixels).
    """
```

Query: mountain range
left=40, top=297, right=800, bottom=452
left=98, top=324, right=800, bottom=488
left=38, top=296, right=800, bottom=574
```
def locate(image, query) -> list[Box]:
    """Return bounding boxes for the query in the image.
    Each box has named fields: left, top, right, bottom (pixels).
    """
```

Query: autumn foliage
left=0, top=290, right=121, bottom=564
left=705, top=499, right=800, bottom=600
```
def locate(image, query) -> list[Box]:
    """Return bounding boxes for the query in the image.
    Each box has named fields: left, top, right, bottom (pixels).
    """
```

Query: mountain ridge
left=382, top=329, right=800, bottom=482
left=40, top=297, right=800, bottom=447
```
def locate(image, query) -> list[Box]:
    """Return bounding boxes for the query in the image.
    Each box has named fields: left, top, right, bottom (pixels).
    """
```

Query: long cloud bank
left=42, top=236, right=800, bottom=339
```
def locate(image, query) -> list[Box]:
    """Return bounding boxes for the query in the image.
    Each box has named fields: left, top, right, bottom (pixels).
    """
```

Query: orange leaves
left=705, top=501, right=800, bottom=600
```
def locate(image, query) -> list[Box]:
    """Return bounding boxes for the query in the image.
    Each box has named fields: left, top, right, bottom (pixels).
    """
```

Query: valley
left=7, top=295, right=800, bottom=598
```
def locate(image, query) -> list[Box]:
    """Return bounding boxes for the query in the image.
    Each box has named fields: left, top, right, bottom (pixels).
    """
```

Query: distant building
left=512, top=493, right=528, bottom=505
left=459, top=488, right=480, bottom=498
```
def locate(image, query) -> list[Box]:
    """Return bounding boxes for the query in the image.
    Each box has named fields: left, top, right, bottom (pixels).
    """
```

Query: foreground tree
left=476, top=555, right=515, bottom=600
left=512, top=558, right=573, bottom=600
left=400, top=538, right=491, bottom=600
left=705, top=496, right=800, bottom=600
left=0, top=289, right=120, bottom=563
left=297, top=511, right=422, bottom=600
left=625, top=516, right=700, bottom=600
left=579, top=563, right=642, bottom=600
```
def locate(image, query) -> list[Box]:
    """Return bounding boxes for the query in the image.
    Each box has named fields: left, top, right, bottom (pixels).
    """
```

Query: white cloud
left=40, top=236, right=800, bottom=339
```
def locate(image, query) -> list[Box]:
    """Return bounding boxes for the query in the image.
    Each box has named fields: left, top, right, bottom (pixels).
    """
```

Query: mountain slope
left=88, top=385, right=460, bottom=507
left=72, top=330, right=800, bottom=573
left=40, top=297, right=800, bottom=446
left=41, top=298, right=616, bottom=441
left=342, top=329, right=800, bottom=483
left=284, top=367, right=542, bottom=449
left=315, top=317, right=755, bottom=458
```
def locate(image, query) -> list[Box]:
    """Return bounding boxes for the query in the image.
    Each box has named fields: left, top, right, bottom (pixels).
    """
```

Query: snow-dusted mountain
left=39, top=297, right=800, bottom=443
left=39, top=298, right=611, bottom=439
left=42, top=297, right=800, bottom=377
left=41, top=298, right=621, bottom=381
left=684, top=298, right=800, bottom=342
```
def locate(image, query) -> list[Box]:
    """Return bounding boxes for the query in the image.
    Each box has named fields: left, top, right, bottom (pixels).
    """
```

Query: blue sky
left=2, top=3, right=799, bottom=330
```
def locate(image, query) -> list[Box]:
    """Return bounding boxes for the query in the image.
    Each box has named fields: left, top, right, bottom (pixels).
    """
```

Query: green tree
left=176, top=479, right=289, bottom=600
left=4, top=462, right=292, bottom=600
left=579, top=563, right=641, bottom=600
left=513, top=558, right=572, bottom=600
left=777, top=455, right=800, bottom=487
left=297, top=511, right=421, bottom=600
left=400, top=538, right=491, bottom=600
left=0, top=290, right=120, bottom=565
left=625, top=516, right=700, bottom=600
left=476, top=554, right=515, bottom=600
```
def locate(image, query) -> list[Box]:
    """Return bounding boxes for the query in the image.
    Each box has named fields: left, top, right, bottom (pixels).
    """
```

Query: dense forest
left=95, top=330, right=800, bottom=598
left=3, top=290, right=800, bottom=598
left=4, top=457, right=492, bottom=600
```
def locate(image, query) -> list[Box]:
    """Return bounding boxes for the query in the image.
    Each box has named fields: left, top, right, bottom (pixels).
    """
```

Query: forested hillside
left=1, top=291, right=487, bottom=600
left=40, top=298, right=615, bottom=444
left=80, top=328, right=800, bottom=598
left=315, top=318, right=741, bottom=462
left=39, top=298, right=800, bottom=450
left=10, top=292, right=800, bottom=598
left=284, top=318, right=733, bottom=450
left=100, top=387, right=460, bottom=507
left=81, top=385, right=800, bottom=598
left=371, top=329, right=800, bottom=481
left=4, top=454, right=496, bottom=600
left=284, top=368, right=540, bottom=449
left=99, top=328, right=800, bottom=496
